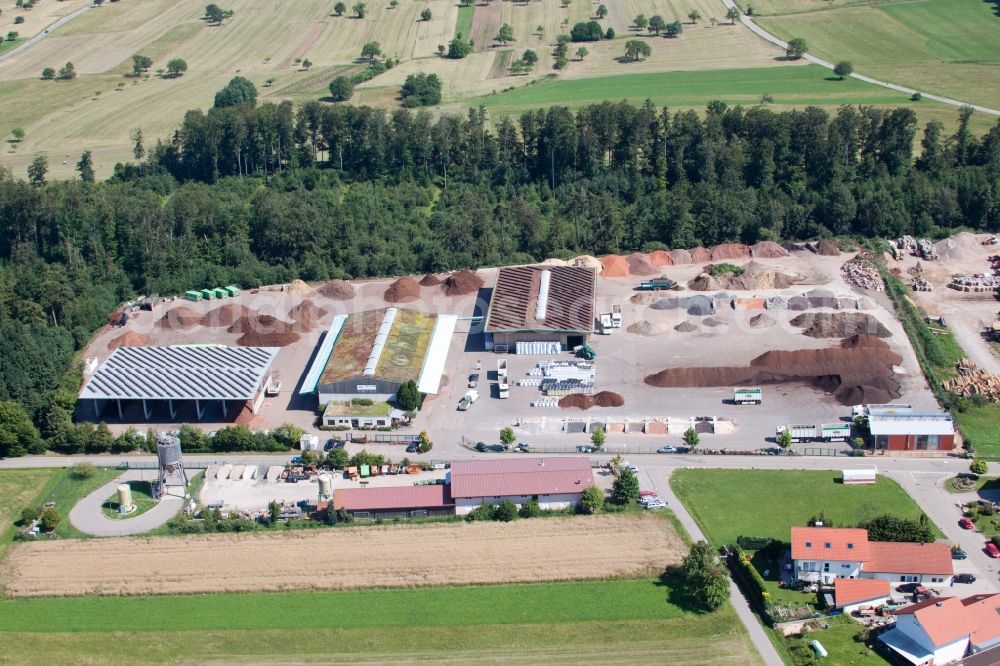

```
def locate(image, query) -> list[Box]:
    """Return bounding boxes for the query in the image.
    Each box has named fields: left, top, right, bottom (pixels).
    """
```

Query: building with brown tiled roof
left=449, top=457, right=595, bottom=515
left=833, top=578, right=891, bottom=613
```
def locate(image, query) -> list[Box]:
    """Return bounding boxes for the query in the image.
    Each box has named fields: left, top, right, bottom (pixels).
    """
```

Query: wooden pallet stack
left=944, top=358, right=1000, bottom=401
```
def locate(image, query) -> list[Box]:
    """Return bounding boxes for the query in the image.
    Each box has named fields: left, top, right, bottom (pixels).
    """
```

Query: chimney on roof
left=936, top=601, right=943, bottom=607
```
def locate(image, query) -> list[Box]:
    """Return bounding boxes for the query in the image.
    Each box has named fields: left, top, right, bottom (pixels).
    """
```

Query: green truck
left=639, top=278, right=675, bottom=291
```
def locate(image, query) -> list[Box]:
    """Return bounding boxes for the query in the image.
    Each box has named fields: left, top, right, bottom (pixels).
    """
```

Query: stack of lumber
left=944, top=359, right=1000, bottom=401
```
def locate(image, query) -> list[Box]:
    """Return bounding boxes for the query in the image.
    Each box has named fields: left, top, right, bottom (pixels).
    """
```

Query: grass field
left=0, top=469, right=58, bottom=560
left=671, top=469, right=942, bottom=547
left=34, top=466, right=121, bottom=539
left=757, top=0, right=1000, bottom=110
left=1, top=514, right=684, bottom=597
left=956, top=403, right=1000, bottom=460
left=455, top=3, right=474, bottom=43
left=0, top=580, right=761, bottom=664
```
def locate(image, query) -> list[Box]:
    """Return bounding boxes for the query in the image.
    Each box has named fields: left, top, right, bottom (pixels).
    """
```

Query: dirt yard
left=0, top=515, right=682, bottom=597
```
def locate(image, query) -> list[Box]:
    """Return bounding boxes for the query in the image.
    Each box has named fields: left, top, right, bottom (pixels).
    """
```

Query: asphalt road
left=0, top=5, right=92, bottom=64
left=67, top=470, right=185, bottom=537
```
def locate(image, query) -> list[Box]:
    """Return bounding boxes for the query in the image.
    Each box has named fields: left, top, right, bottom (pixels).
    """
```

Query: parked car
left=515, top=442, right=533, bottom=453
left=952, top=550, right=968, bottom=560
left=959, top=517, right=975, bottom=530
left=656, top=445, right=678, bottom=454
left=955, top=573, right=976, bottom=584
left=406, top=443, right=420, bottom=453
left=643, top=500, right=666, bottom=510
left=324, top=439, right=345, bottom=452
left=987, top=541, right=1000, bottom=558
left=639, top=490, right=658, bottom=498
left=896, top=583, right=920, bottom=593
left=474, top=442, right=488, bottom=452
left=290, top=456, right=302, bottom=464
left=577, top=445, right=595, bottom=453
left=468, top=373, right=479, bottom=388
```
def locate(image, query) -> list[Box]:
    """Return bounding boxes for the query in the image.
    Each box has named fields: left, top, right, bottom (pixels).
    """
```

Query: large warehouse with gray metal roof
left=79, top=345, right=279, bottom=421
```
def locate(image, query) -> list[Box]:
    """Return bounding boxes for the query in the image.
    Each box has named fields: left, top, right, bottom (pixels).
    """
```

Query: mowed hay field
left=756, top=0, right=1000, bottom=110
left=1, top=514, right=683, bottom=597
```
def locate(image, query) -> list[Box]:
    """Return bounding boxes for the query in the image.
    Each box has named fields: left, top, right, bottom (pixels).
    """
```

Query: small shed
left=842, top=467, right=877, bottom=485
left=299, top=434, right=321, bottom=451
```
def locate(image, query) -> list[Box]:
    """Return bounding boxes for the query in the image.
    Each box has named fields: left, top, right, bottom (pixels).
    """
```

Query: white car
left=643, top=499, right=667, bottom=510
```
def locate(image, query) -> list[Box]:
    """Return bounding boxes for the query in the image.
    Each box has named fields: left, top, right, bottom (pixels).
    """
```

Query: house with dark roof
left=879, top=594, right=1000, bottom=665
left=484, top=266, right=596, bottom=353
left=448, top=457, right=595, bottom=515
left=791, top=526, right=952, bottom=587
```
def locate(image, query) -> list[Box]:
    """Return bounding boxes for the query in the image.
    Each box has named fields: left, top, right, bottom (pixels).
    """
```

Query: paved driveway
left=68, top=471, right=184, bottom=537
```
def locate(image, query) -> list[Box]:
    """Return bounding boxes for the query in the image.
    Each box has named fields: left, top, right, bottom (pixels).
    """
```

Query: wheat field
left=1, top=514, right=684, bottom=597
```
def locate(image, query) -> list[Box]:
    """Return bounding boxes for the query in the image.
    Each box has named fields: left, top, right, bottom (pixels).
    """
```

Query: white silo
left=318, top=474, right=333, bottom=502
left=117, top=483, right=135, bottom=514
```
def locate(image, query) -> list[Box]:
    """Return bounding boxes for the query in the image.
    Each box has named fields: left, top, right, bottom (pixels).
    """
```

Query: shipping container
left=225, top=285, right=240, bottom=297
left=213, top=287, right=228, bottom=299
left=733, top=387, right=762, bottom=405
left=201, top=288, right=215, bottom=300
left=185, top=290, right=202, bottom=302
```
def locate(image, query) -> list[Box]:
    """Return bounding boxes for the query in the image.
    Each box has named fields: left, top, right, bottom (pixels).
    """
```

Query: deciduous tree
left=612, top=467, right=639, bottom=504
left=328, top=75, right=354, bottom=101
left=75, top=150, right=94, bottom=183
left=786, top=37, right=807, bottom=59
left=165, top=58, right=187, bottom=77
left=624, top=39, right=651, bottom=61
left=833, top=60, right=853, bottom=79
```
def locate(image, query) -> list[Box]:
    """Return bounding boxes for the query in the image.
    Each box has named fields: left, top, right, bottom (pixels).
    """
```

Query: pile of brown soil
left=674, top=320, right=699, bottom=332
left=668, top=249, right=692, bottom=265
left=201, top=304, right=254, bottom=328
left=228, top=314, right=299, bottom=346
left=840, top=333, right=889, bottom=350
left=626, top=252, right=658, bottom=276
left=711, top=243, right=752, bottom=260
left=627, top=320, right=670, bottom=336
left=108, top=331, right=150, bottom=351
left=558, top=391, right=625, bottom=410
left=159, top=306, right=203, bottom=330
left=816, top=240, right=840, bottom=256
left=790, top=312, right=891, bottom=339
left=748, top=313, right=776, bottom=329
left=750, top=241, right=789, bottom=258
left=600, top=255, right=629, bottom=278
left=289, top=300, right=329, bottom=332
left=318, top=280, right=355, bottom=300
left=690, top=247, right=713, bottom=263
left=385, top=276, right=421, bottom=302
left=444, top=270, right=484, bottom=296
left=702, top=317, right=725, bottom=327
left=286, top=279, right=314, bottom=295
left=648, top=250, right=674, bottom=266
left=644, top=344, right=902, bottom=405
left=420, top=273, right=443, bottom=287
left=688, top=261, right=799, bottom=291
left=688, top=273, right=725, bottom=291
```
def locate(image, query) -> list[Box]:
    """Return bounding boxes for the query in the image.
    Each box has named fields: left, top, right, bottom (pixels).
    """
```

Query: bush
left=418, top=430, right=432, bottom=453
left=465, top=504, right=496, bottom=521
left=860, top=513, right=933, bottom=543
left=710, top=263, right=744, bottom=277
left=970, top=458, right=988, bottom=475
left=39, top=508, right=61, bottom=532
left=519, top=499, right=541, bottom=518
left=400, top=73, right=442, bottom=107
left=70, top=462, right=95, bottom=479
left=580, top=485, right=604, bottom=513
left=325, top=447, right=349, bottom=469
left=19, top=506, right=42, bottom=525
left=570, top=21, right=604, bottom=42
left=349, top=450, right=386, bottom=468
left=447, top=34, right=473, bottom=59
left=495, top=500, right=518, bottom=522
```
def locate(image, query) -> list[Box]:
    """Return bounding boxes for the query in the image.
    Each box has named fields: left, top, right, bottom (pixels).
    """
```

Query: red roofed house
left=879, top=595, right=1000, bottom=665
left=791, top=527, right=952, bottom=587
left=332, top=484, right=454, bottom=520
left=833, top=578, right=891, bottom=613
left=449, top=457, right=594, bottom=515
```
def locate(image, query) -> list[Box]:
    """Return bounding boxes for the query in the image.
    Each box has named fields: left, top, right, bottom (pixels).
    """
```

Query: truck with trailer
left=733, top=387, right=762, bottom=405
left=776, top=423, right=851, bottom=443
left=638, top=278, right=675, bottom=291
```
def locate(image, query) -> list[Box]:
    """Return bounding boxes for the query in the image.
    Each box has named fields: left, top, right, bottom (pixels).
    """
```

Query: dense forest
left=1, top=99, right=999, bottom=456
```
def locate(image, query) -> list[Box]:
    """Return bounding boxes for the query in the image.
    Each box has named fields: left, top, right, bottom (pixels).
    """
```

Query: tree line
left=0, top=100, right=998, bottom=456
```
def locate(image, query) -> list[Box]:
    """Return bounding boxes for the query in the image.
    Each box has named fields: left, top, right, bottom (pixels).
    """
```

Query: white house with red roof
left=448, top=457, right=594, bottom=515
left=791, top=526, right=952, bottom=587
left=880, top=594, right=1000, bottom=665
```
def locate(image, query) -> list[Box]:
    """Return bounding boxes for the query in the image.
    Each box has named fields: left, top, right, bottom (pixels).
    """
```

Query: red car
left=986, top=542, right=1000, bottom=558
left=959, top=517, right=975, bottom=530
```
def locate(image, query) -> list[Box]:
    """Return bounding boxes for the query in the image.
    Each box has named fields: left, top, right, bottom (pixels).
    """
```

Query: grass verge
left=0, top=469, right=59, bottom=560
left=671, top=469, right=942, bottom=547
left=100, top=480, right=156, bottom=520
left=36, top=466, right=122, bottom=539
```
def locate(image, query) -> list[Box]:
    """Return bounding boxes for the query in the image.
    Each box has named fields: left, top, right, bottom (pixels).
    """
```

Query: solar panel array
left=80, top=346, right=280, bottom=401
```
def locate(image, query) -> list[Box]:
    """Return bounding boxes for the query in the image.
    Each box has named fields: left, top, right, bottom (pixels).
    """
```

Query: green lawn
left=0, top=39, right=23, bottom=57
left=757, top=0, right=1000, bottom=109
left=100, top=480, right=156, bottom=520
left=945, top=475, right=996, bottom=494
left=479, top=65, right=909, bottom=115
left=36, top=466, right=122, bottom=538
left=0, top=580, right=762, bottom=664
left=783, top=614, right=885, bottom=666
left=956, top=403, right=1000, bottom=460
left=671, top=469, right=943, bottom=547
left=0, top=469, right=58, bottom=559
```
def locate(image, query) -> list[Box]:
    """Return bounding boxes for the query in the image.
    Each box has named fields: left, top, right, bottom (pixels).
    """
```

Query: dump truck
left=458, top=390, right=479, bottom=411
left=733, top=387, right=762, bottom=405
left=638, top=278, right=674, bottom=291
left=776, top=423, right=851, bottom=443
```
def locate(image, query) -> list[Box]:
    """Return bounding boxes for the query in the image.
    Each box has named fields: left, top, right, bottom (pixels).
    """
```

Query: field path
left=0, top=4, right=92, bottom=64
left=68, top=470, right=183, bottom=537
left=718, top=0, right=1000, bottom=116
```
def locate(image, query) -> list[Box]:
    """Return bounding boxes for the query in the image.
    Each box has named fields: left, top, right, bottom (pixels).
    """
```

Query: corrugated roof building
left=332, top=485, right=454, bottom=520
left=449, top=457, right=595, bottom=515
left=868, top=412, right=956, bottom=453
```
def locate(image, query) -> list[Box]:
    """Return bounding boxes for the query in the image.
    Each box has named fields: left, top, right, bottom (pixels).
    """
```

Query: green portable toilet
left=360, top=464, right=370, bottom=478
left=213, top=288, right=228, bottom=299
left=225, top=285, right=240, bottom=297
left=185, top=290, right=202, bottom=302
left=201, top=288, right=214, bottom=300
